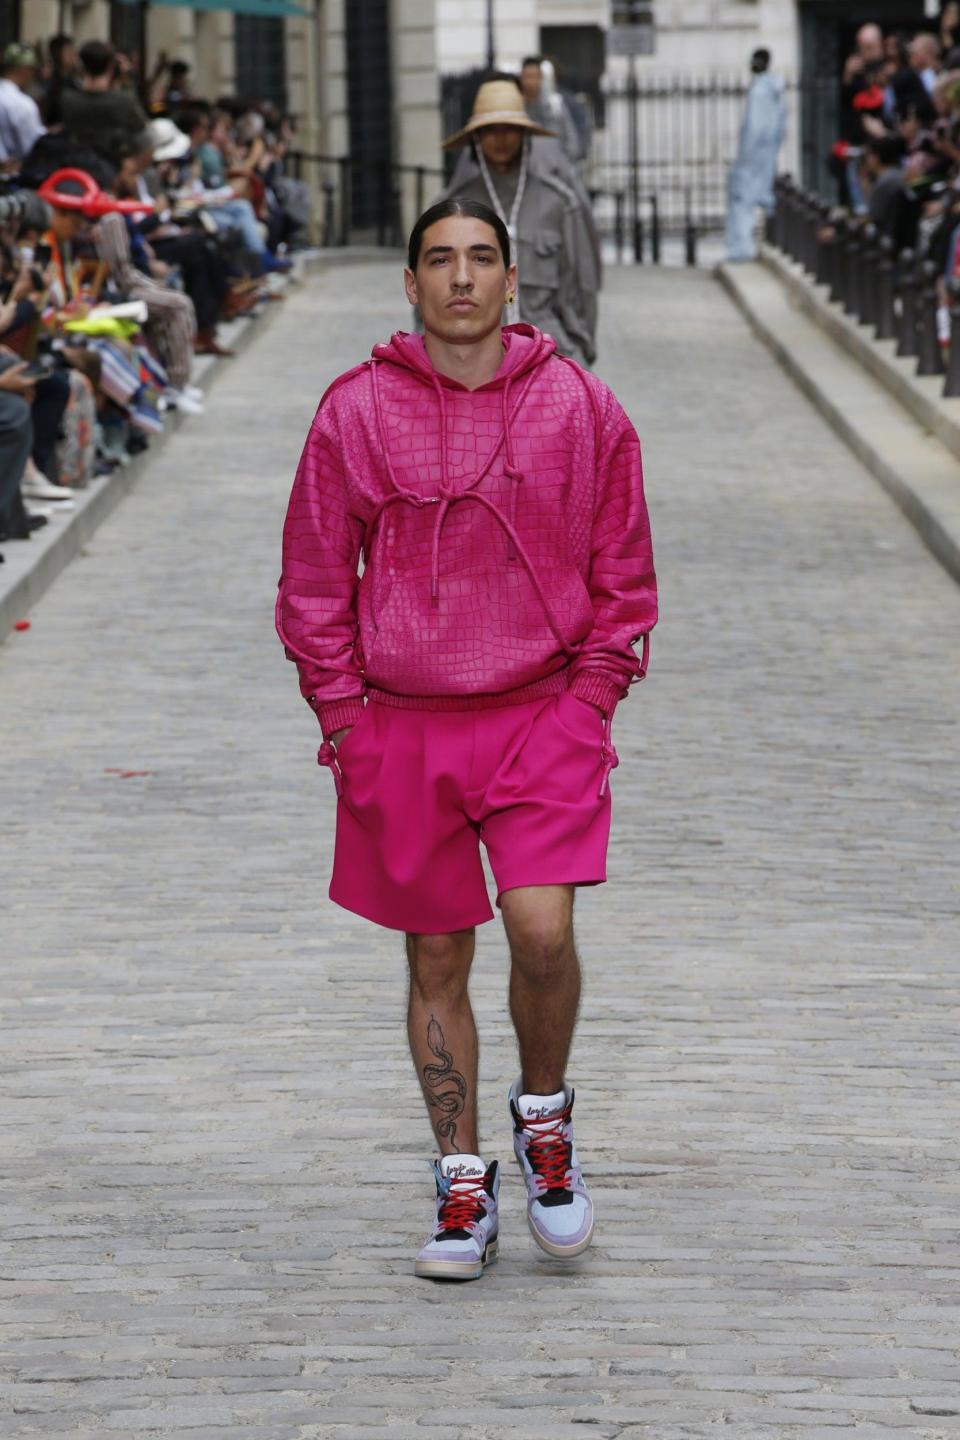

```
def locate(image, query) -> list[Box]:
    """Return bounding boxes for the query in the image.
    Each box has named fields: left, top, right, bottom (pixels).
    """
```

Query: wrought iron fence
left=768, top=175, right=960, bottom=398
left=297, top=74, right=850, bottom=261
left=288, top=152, right=445, bottom=248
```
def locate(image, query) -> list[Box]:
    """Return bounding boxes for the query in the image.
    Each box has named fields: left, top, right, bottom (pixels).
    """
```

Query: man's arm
left=276, top=408, right=367, bottom=738
left=568, top=394, right=657, bottom=716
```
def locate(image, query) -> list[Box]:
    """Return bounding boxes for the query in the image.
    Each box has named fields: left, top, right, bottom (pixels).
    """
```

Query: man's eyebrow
left=422, top=243, right=499, bottom=257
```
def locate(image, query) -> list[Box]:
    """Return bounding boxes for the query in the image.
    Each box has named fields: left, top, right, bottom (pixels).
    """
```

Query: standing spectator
left=726, top=48, right=787, bottom=261
left=839, top=26, right=887, bottom=209
left=909, top=33, right=942, bottom=96
left=149, top=57, right=192, bottom=115
left=0, top=43, right=46, bottom=168
left=941, top=3, right=960, bottom=54
left=60, top=40, right=149, bottom=169
left=441, top=79, right=598, bottom=365
left=864, top=134, right=917, bottom=253
left=41, top=34, right=80, bottom=127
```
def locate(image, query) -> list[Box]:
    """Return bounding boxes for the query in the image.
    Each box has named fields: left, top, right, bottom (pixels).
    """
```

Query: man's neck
left=423, top=328, right=505, bottom=391
left=82, top=75, right=111, bottom=93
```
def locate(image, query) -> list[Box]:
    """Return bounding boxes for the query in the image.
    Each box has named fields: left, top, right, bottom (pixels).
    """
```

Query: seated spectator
left=0, top=349, right=37, bottom=545
left=161, top=113, right=291, bottom=274
left=94, top=201, right=203, bottom=414
left=41, top=33, right=80, bottom=127
left=113, top=127, right=233, bottom=356
left=61, top=40, right=150, bottom=170
left=0, top=43, right=46, bottom=169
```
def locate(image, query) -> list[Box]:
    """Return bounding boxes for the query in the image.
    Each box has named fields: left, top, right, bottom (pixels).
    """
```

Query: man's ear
left=403, top=266, right=418, bottom=307
left=505, top=261, right=518, bottom=297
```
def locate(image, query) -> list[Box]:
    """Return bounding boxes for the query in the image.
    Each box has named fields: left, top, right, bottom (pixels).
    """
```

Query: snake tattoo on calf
left=422, top=1015, right=467, bottom=1152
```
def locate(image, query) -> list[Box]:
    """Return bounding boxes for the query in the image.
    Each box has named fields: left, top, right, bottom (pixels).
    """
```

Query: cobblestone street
left=2, top=261, right=959, bottom=1439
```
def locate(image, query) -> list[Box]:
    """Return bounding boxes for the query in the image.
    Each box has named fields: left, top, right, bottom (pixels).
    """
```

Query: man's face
left=478, top=124, right=524, bottom=173
left=858, top=24, right=884, bottom=63
left=50, top=209, right=86, bottom=243
left=520, top=64, right=541, bottom=101
left=404, top=214, right=517, bottom=347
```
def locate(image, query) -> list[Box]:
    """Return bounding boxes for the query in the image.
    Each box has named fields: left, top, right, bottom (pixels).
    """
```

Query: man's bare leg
left=501, top=884, right=594, bottom=1258
left=406, top=929, right=479, bottom=1155
left=501, top=884, right=580, bottom=1093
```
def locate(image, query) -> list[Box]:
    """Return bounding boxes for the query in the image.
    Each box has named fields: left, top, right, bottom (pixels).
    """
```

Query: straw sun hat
left=443, top=79, right=557, bottom=150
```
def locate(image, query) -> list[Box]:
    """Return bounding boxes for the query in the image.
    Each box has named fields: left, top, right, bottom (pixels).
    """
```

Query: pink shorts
left=323, top=690, right=616, bottom=934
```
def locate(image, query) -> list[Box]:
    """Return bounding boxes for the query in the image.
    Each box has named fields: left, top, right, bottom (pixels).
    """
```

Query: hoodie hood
left=371, top=323, right=556, bottom=390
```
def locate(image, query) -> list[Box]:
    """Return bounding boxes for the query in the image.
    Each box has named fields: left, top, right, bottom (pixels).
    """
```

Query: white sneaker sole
left=526, top=1211, right=594, bottom=1258
left=515, top=1154, right=595, bottom=1257
left=414, top=1235, right=498, bottom=1281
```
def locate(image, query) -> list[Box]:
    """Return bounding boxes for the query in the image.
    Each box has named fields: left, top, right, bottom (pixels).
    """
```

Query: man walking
left=277, top=199, right=656, bottom=1281
left=442, top=79, right=599, bottom=365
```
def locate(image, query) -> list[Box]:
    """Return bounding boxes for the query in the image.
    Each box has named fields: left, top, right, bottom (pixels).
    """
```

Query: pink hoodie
left=277, top=324, right=656, bottom=737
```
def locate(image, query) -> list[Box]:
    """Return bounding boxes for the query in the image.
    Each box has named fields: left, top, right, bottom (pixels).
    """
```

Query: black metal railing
left=769, top=175, right=960, bottom=399
left=288, top=152, right=445, bottom=248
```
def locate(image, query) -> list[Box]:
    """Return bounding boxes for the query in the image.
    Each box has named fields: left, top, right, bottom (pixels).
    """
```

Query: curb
left=757, top=242, right=960, bottom=464
left=716, top=258, right=960, bottom=588
left=0, top=261, right=311, bottom=645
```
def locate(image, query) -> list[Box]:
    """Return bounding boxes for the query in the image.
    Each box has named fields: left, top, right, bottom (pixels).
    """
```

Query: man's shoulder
left=315, top=361, right=374, bottom=417
left=540, top=354, right=625, bottom=421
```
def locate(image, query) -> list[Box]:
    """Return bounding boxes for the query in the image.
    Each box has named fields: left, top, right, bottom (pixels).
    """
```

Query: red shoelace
left=438, top=1177, right=488, bottom=1231
left=523, top=1107, right=573, bottom=1189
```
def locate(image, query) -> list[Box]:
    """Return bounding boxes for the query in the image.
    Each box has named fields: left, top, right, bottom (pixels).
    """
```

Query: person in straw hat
left=441, top=78, right=598, bottom=366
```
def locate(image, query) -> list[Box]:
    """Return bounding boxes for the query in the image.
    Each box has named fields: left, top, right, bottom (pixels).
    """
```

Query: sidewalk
left=1, top=263, right=959, bottom=1438
left=717, top=248, right=960, bottom=586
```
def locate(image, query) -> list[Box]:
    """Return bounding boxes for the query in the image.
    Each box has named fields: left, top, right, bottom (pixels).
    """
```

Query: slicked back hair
left=407, top=198, right=510, bottom=273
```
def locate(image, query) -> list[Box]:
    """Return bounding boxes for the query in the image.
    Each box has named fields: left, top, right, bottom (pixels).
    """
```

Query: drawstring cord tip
left=317, top=741, right=344, bottom=796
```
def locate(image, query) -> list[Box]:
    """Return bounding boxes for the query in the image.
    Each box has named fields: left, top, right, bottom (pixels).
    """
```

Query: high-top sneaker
left=509, top=1079, right=594, bottom=1258
left=414, top=1153, right=500, bottom=1281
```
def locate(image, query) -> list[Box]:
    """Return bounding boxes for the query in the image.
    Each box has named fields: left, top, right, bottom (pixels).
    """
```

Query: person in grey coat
left=726, top=48, right=787, bottom=262
left=441, top=80, right=599, bottom=366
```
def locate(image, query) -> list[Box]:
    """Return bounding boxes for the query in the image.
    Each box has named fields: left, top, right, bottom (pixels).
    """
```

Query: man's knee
left=506, top=897, right=576, bottom=985
left=406, top=930, right=474, bottom=1002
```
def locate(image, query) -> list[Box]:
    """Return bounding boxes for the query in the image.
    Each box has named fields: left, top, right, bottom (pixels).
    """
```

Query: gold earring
left=505, top=292, right=515, bottom=304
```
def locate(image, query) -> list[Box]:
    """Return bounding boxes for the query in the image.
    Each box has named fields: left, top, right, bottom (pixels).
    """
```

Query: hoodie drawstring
left=599, top=715, right=619, bottom=798
left=366, top=360, right=558, bottom=632
left=316, top=739, right=343, bottom=795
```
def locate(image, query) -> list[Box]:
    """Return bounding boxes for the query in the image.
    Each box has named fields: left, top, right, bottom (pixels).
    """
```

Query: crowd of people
left=0, top=34, right=309, bottom=556
left=832, top=10, right=960, bottom=294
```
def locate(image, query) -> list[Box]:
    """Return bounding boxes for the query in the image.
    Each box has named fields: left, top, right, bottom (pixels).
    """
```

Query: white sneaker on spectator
left=164, top=387, right=205, bottom=416
left=24, top=501, right=55, bottom=519
left=183, top=384, right=204, bottom=403
left=22, top=467, right=74, bottom=501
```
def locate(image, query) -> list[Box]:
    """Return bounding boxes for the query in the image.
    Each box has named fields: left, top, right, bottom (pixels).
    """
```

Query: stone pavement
left=1, top=262, right=959, bottom=1440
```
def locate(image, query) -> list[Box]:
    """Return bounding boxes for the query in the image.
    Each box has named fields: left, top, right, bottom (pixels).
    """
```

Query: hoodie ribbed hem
left=366, top=670, right=568, bottom=712
left=314, top=696, right=366, bottom=738
left=569, top=671, right=625, bottom=718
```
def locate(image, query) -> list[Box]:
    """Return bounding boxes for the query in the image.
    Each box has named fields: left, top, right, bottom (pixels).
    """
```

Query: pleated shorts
left=326, top=690, right=615, bottom=934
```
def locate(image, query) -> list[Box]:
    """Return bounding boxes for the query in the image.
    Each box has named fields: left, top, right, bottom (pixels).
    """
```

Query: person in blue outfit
left=726, top=48, right=787, bottom=262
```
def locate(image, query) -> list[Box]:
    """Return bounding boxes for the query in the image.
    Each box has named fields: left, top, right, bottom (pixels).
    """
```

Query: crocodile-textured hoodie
left=277, top=324, right=656, bottom=738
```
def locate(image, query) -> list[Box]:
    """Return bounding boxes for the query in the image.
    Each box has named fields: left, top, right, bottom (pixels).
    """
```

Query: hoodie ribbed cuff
left=569, top=671, right=624, bottom=719
left=312, top=696, right=366, bottom=739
